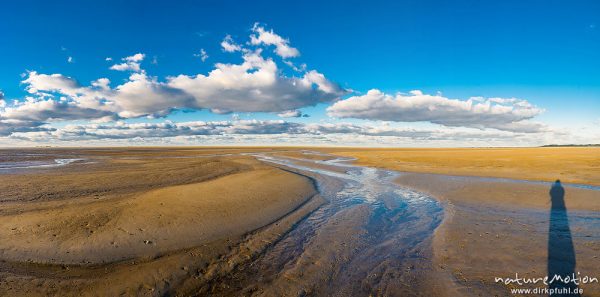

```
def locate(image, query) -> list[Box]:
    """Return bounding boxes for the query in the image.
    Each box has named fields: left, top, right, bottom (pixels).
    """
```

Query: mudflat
left=2, top=147, right=600, bottom=296
left=0, top=148, right=320, bottom=296
left=328, top=147, right=600, bottom=295
left=394, top=172, right=600, bottom=295
left=330, top=147, right=600, bottom=186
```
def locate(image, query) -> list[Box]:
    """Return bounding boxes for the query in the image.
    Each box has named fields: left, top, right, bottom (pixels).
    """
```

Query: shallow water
left=204, top=152, right=444, bottom=296
left=0, top=158, right=83, bottom=171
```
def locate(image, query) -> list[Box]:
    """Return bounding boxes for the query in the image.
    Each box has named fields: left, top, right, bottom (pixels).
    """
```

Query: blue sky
left=0, top=0, right=599, bottom=146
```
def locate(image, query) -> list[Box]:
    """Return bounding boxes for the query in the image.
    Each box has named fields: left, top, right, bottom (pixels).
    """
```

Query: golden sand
left=0, top=149, right=320, bottom=296
left=2, top=147, right=600, bottom=296
left=329, top=147, right=600, bottom=186
left=394, top=172, right=600, bottom=295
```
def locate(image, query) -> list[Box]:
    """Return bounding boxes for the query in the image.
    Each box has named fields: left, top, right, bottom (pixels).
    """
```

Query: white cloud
left=5, top=120, right=559, bottom=147
left=221, top=35, right=241, bottom=52
left=168, top=49, right=346, bottom=113
left=105, top=57, right=113, bottom=61
left=327, top=89, right=546, bottom=133
left=10, top=120, right=304, bottom=141
left=304, top=122, right=529, bottom=141
left=126, top=53, right=145, bottom=62
left=110, top=53, right=145, bottom=72
left=67, top=56, right=74, bottom=63
left=112, top=72, right=195, bottom=118
left=20, top=71, right=113, bottom=112
left=1, top=97, right=114, bottom=123
left=1, top=25, right=346, bottom=133
left=91, top=78, right=111, bottom=90
left=15, top=71, right=192, bottom=119
left=250, top=23, right=300, bottom=58
left=0, top=24, right=561, bottom=146
left=193, top=49, right=209, bottom=62
left=0, top=119, right=54, bottom=136
left=22, top=71, right=80, bottom=95
left=0, top=91, right=111, bottom=136
left=6, top=47, right=344, bottom=126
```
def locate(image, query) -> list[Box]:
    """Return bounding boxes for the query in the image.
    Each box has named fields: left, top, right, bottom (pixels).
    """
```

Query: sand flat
left=0, top=168, right=316, bottom=264
left=395, top=172, right=600, bottom=211
left=331, top=146, right=600, bottom=295
left=330, top=147, right=600, bottom=186
left=395, top=172, right=600, bottom=295
left=2, top=147, right=600, bottom=296
left=0, top=149, right=321, bottom=296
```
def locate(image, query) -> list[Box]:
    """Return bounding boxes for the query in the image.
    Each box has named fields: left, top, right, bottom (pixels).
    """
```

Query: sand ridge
left=0, top=168, right=316, bottom=264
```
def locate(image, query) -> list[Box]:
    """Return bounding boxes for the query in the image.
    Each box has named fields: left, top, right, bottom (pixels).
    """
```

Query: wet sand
left=228, top=154, right=445, bottom=296
left=329, top=147, right=600, bottom=295
left=0, top=148, right=321, bottom=296
left=330, top=147, right=600, bottom=186
left=395, top=173, right=600, bottom=296
left=2, top=147, right=600, bottom=296
left=395, top=172, right=600, bottom=211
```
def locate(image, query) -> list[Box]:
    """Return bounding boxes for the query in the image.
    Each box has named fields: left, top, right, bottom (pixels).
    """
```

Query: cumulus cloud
left=22, top=72, right=109, bottom=104
left=250, top=23, right=300, bottom=58
left=167, top=49, right=346, bottom=113
left=0, top=25, right=346, bottom=139
left=0, top=120, right=54, bottom=136
left=0, top=91, right=55, bottom=136
left=12, top=70, right=193, bottom=120
left=91, top=78, right=111, bottom=90
left=110, top=53, right=145, bottom=72
left=112, top=72, right=197, bottom=118
left=221, top=35, right=241, bottom=52
left=327, top=89, right=546, bottom=133
left=0, top=23, right=556, bottom=146
left=1, top=97, right=114, bottom=122
left=5, top=45, right=343, bottom=126
left=18, top=72, right=117, bottom=115
left=22, top=71, right=81, bottom=95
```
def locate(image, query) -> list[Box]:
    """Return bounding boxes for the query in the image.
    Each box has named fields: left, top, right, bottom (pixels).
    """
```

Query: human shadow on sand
left=548, top=180, right=580, bottom=296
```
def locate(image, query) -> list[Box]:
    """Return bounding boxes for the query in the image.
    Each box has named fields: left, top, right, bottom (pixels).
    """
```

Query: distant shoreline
left=541, top=144, right=600, bottom=147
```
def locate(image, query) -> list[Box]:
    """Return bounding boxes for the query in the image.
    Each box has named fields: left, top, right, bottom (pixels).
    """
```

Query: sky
left=0, top=0, right=599, bottom=147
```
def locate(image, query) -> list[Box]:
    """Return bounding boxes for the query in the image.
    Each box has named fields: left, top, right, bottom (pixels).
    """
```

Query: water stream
left=207, top=152, right=444, bottom=296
